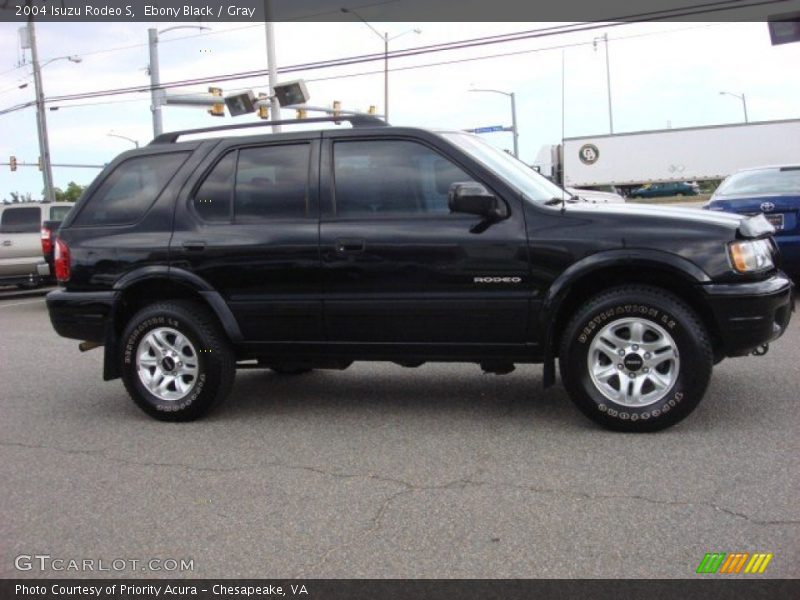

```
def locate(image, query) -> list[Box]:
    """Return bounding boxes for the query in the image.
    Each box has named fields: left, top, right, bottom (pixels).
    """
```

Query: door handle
left=1, top=240, right=11, bottom=247
left=182, top=240, right=206, bottom=251
left=335, top=238, right=366, bottom=254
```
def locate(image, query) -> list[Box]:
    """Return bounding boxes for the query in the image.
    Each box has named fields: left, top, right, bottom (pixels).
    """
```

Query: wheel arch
left=102, top=267, right=241, bottom=380
left=540, top=250, right=720, bottom=387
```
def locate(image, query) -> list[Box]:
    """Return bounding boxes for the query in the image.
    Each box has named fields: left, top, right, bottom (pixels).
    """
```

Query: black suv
left=46, top=117, right=793, bottom=431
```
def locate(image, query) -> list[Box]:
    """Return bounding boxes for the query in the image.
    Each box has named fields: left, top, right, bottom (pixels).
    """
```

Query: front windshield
left=715, top=167, right=800, bottom=197
left=440, top=132, right=568, bottom=203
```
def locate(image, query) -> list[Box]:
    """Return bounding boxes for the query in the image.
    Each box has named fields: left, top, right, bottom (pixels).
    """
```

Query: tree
left=4, top=191, right=33, bottom=203
left=54, top=181, right=87, bottom=202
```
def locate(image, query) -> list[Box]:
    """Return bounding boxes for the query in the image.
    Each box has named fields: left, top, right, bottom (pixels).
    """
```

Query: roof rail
left=150, top=115, right=388, bottom=144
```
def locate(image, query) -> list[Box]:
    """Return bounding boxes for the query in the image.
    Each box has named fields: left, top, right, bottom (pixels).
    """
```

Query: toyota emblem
left=760, top=201, right=775, bottom=212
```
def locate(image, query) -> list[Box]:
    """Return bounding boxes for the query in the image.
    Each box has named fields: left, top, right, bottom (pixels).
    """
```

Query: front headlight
left=728, top=239, right=774, bottom=273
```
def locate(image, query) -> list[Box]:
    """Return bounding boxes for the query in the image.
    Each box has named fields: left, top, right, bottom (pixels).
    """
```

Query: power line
left=42, top=23, right=719, bottom=113
left=0, top=0, right=405, bottom=83
left=0, top=0, right=780, bottom=116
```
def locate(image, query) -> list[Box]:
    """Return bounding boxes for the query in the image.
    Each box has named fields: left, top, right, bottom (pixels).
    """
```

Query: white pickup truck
left=0, top=202, right=73, bottom=288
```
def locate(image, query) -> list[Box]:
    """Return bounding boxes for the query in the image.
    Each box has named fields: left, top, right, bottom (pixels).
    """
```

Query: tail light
left=41, top=225, right=53, bottom=255
left=54, top=238, right=71, bottom=282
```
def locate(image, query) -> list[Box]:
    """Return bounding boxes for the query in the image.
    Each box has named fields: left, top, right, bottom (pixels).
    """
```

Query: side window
left=194, top=152, right=236, bottom=222
left=73, top=152, right=188, bottom=226
left=234, top=144, right=309, bottom=221
left=0, top=206, right=40, bottom=233
left=333, top=140, right=476, bottom=217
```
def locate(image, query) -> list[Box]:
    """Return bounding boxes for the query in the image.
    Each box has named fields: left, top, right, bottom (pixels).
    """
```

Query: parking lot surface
left=1, top=290, right=798, bottom=578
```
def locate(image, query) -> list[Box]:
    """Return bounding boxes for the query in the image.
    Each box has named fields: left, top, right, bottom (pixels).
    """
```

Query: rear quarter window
left=73, top=152, right=189, bottom=226
left=0, top=206, right=41, bottom=233
left=49, top=205, right=72, bottom=221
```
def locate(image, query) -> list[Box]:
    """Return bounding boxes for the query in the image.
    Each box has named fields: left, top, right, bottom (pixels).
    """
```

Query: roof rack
left=150, top=115, right=388, bottom=144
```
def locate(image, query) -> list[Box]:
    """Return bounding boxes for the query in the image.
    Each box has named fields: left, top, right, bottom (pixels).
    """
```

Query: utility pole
left=264, top=1, right=281, bottom=132
left=27, top=16, right=55, bottom=202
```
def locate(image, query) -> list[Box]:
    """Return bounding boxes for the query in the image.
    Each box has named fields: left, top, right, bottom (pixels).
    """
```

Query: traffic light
left=257, top=93, right=269, bottom=119
left=9, top=156, right=16, bottom=171
left=295, top=108, right=307, bottom=119
left=332, top=100, right=342, bottom=124
left=207, top=87, right=224, bottom=117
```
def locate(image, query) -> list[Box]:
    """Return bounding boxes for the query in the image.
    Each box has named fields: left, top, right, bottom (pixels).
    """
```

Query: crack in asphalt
left=3, top=437, right=799, bottom=574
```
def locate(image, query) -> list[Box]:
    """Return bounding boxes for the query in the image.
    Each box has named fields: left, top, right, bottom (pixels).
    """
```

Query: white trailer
left=534, top=118, right=800, bottom=188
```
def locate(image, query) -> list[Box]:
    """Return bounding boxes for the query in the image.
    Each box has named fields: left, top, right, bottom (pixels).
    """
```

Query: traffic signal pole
left=263, top=1, right=281, bottom=133
left=147, top=28, right=163, bottom=137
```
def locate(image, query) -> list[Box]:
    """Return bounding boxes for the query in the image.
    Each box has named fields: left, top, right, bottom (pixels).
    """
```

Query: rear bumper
left=46, top=288, right=117, bottom=342
left=703, top=272, right=794, bottom=357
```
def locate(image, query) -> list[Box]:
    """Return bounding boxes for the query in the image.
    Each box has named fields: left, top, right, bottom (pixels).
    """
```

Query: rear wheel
left=120, top=301, right=235, bottom=421
left=559, top=286, right=713, bottom=432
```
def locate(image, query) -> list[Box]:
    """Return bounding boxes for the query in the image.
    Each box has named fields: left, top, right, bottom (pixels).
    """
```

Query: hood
left=564, top=201, right=774, bottom=238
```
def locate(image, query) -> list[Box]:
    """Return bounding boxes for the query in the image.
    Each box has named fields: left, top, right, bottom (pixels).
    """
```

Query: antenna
left=561, top=49, right=567, bottom=212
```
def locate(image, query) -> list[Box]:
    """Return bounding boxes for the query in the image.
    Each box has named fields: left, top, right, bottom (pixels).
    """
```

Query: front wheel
left=559, top=286, right=713, bottom=432
left=120, top=301, right=235, bottom=421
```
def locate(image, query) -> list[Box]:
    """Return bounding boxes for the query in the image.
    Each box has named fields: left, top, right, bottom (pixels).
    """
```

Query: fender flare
left=539, top=249, right=710, bottom=388
left=102, top=266, right=242, bottom=380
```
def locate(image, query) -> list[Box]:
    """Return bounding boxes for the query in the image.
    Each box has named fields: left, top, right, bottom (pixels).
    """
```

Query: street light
left=147, top=25, right=211, bottom=137
left=41, top=55, right=82, bottom=68
left=719, top=91, right=749, bottom=123
left=107, top=132, right=139, bottom=148
left=341, top=7, right=420, bottom=122
left=593, top=33, right=613, bottom=134
left=468, top=88, right=519, bottom=158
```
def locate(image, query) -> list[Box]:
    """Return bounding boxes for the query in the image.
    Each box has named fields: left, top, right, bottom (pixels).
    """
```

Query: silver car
left=0, top=202, right=73, bottom=288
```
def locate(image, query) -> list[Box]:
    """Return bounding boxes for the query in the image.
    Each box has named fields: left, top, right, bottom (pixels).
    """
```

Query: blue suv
left=705, top=165, right=800, bottom=280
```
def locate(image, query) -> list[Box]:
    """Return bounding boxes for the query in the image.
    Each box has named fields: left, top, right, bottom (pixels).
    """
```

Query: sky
left=1, top=20, right=799, bottom=198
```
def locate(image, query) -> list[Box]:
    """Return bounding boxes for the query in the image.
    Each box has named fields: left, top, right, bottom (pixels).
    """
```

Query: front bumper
left=703, top=272, right=794, bottom=357
left=46, top=288, right=118, bottom=342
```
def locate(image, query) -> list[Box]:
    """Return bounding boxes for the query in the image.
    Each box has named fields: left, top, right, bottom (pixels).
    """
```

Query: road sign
left=470, top=125, right=506, bottom=134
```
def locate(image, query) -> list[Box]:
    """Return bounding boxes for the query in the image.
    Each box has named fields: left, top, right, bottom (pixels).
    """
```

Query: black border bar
left=3, top=579, right=800, bottom=600
left=2, top=0, right=800, bottom=22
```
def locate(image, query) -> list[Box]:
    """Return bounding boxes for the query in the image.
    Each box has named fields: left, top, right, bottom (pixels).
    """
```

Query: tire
left=559, top=285, right=713, bottom=432
left=120, top=300, right=235, bottom=421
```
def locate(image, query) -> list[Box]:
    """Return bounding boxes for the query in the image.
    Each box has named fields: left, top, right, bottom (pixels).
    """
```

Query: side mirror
left=448, top=183, right=508, bottom=220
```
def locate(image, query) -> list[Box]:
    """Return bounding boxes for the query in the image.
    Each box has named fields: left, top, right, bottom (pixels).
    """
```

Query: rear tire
left=559, top=286, right=713, bottom=432
left=120, top=300, right=235, bottom=421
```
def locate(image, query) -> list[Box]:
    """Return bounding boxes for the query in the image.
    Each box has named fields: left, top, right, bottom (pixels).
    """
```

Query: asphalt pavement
left=1, top=290, right=798, bottom=579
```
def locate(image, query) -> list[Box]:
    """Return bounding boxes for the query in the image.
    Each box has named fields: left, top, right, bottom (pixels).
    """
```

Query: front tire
left=559, top=286, right=713, bottom=432
left=120, top=301, right=235, bottom=421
